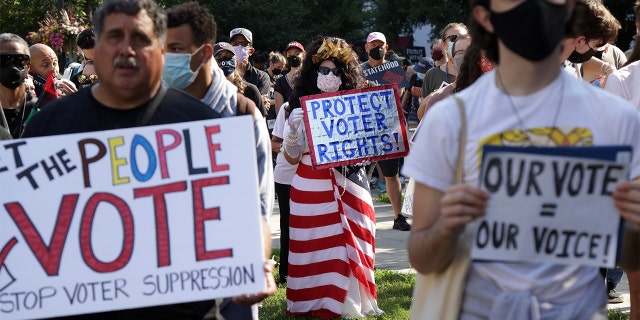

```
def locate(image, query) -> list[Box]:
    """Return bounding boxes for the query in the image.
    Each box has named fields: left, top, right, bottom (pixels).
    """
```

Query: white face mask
left=233, top=45, right=250, bottom=62
left=162, top=47, right=203, bottom=89
left=317, top=72, right=342, bottom=92
left=447, top=41, right=455, bottom=56
left=454, top=56, right=464, bottom=71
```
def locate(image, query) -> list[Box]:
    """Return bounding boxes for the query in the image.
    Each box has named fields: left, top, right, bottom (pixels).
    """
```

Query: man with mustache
left=21, top=0, right=276, bottom=318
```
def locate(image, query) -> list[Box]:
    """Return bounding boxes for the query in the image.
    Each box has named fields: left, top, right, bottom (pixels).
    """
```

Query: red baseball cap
left=285, top=41, right=305, bottom=53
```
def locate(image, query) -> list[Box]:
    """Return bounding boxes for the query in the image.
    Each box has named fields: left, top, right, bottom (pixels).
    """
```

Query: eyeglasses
left=318, top=66, right=341, bottom=76
left=445, top=35, right=459, bottom=43
left=231, top=40, right=250, bottom=47
left=0, top=53, right=30, bottom=68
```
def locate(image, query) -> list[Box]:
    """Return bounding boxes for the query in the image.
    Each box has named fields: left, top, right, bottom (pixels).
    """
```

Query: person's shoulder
left=613, top=60, right=640, bottom=81
left=425, top=66, right=442, bottom=76
left=236, top=92, right=257, bottom=117
left=162, top=87, right=221, bottom=118
left=567, top=73, right=636, bottom=114
left=244, top=81, right=260, bottom=93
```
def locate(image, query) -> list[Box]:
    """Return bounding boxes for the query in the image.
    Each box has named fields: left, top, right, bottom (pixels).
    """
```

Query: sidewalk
left=268, top=190, right=631, bottom=314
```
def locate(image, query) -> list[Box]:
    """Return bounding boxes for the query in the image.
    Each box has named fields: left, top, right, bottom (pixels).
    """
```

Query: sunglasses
left=0, top=53, right=30, bottom=68
left=318, top=66, right=341, bottom=76
left=445, top=35, right=459, bottom=43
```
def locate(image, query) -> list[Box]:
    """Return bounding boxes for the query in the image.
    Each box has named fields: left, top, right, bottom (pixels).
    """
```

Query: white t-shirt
left=272, top=103, right=298, bottom=184
left=403, top=70, right=640, bottom=303
left=605, top=60, right=640, bottom=110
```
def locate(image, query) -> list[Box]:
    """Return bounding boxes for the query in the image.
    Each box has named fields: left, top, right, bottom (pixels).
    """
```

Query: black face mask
left=287, top=56, right=302, bottom=68
left=567, top=47, right=596, bottom=63
left=369, top=46, right=385, bottom=60
left=490, top=0, right=568, bottom=61
left=218, top=57, right=236, bottom=76
left=272, top=68, right=282, bottom=76
left=0, top=66, right=28, bottom=89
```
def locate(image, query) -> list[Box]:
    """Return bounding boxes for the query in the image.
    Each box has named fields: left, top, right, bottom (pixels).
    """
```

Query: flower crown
left=311, top=38, right=353, bottom=66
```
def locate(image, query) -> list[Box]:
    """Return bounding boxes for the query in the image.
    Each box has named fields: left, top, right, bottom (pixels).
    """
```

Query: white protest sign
left=472, top=146, right=631, bottom=268
left=0, top=117, right=265, bottom=319
left=301, top=85, right=409, bottom=169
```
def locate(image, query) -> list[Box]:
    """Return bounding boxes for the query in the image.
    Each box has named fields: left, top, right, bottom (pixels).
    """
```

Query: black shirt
left=242, top=64, right=270, bottom=96
left=23, top=87, right=220, bottom=137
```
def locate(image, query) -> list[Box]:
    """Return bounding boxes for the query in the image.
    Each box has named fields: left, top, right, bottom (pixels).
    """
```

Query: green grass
left=265, top=251, right=631, bottom=320
left=608, top=310, right=630, bottom=320
left=260, top=249, right=413, bottom=319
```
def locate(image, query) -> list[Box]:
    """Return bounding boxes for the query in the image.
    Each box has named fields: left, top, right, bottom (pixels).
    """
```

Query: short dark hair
left=76, top=27, right=95, bottom=49
left=565, top=0, right=620, bottom=46
left=634, top=0, right=640, bottom=23
left=0, top=33, right=29, bottom=53
left=93, top=0, right=167, bottom=45
left=167, top=1, right=217, bottom=46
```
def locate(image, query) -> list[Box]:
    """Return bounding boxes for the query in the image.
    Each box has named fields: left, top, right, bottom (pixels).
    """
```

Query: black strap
left=136, top=85, right=167, bottom=126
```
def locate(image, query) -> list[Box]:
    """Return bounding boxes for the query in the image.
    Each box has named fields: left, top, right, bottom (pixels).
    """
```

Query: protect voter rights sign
left=300, top=84, right=409, bottom=169
left=0, top=116, right=265, bottom=319
left=472, top=145, right=631, bottom=268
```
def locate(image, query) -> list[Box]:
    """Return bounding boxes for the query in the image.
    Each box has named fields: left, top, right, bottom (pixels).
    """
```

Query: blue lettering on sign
left=357, top=94, right=370, bottom=113
left=381, top=134, right=393, bottom=152
left=321, top=120, right=334, bottom=138
left=344, top=96, right=357, bottom=114
left=334, top=98, right=346, bottom=116
left=317, top=144, right=330, bottom=163
left=310, top=101, right=321, bottom=119
left=375, top=113, right=387, bottom=130
left=322, top=100, right=335, bottom=118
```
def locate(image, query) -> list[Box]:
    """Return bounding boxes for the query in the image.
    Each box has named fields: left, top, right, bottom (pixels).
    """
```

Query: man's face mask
left=567, top=39, right=598, bottom=63
left=162, top=46, right=203, bottom=89
left=368, top=46, right=385, bottom=60
left=490, top=0, right=568, bottom=61
left=0, top=53, right=30, bottom=89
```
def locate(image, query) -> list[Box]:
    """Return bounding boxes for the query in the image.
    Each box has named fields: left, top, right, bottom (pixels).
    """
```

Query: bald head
left=29, top=43, right=59, bottom=79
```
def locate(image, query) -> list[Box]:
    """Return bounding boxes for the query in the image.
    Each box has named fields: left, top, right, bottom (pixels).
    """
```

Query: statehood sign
left=301, top=85, right=409, bottom=169
left=0, top=117, right=265, bottom=320
left=472, top=145, right=631, bottom=268
left=362, top=61, right=409, bottom=88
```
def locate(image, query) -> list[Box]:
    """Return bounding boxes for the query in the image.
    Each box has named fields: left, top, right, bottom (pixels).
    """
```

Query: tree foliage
left=2, top=0, right=637, bottom=57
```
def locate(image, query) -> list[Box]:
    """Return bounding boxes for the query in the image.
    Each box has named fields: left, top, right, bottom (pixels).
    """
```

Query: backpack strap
left=137, top=85, right=168, bottom=126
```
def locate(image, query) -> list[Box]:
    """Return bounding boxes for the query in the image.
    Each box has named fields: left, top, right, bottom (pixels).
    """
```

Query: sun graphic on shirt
left=478, top=127, right=593, bottom=161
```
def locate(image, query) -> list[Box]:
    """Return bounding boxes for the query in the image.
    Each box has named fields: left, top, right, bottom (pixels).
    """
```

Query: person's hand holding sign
left=439, top=184, right=489, bottom=235
left=613, top=180, right=640, bottom=231
left=231, top=261, right=277, bottom=306
left=283, top=108, right=305, bottom=164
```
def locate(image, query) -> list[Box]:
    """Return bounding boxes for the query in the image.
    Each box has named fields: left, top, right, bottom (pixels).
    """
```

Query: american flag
left=286, top=155, right=380, bottom=318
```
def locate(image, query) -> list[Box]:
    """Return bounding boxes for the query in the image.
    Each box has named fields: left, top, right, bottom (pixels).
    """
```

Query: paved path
left=269, top=193, right=631, bottom=314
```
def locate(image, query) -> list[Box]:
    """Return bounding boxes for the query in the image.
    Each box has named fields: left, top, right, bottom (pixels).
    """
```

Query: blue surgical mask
left=162, top=48, right=203, bottom=89
left=416, top=72, right=425, bottom=80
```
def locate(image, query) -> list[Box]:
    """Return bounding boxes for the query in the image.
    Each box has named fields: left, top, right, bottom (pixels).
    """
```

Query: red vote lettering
left=80, top=193, right=134, bottom=273
left=156, top=129, right=182, bottom=179
left=134, top=181, right=188, bottom=267
left=192, top=177, right=232, bottom=261
left=205, top=126, right=229, bottom=172
left=5, top=195, right=79, bottom=275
